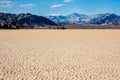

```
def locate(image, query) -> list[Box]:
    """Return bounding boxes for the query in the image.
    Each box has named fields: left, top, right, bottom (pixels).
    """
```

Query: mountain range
left=0, top=13, right=57, bottom=29
left=0, top=12, right=120, bottom=29
left=47, top=13, right=120, bottom=25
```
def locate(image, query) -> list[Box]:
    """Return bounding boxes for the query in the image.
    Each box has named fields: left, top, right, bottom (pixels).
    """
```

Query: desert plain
left=0, top=30, right=120, bottom=80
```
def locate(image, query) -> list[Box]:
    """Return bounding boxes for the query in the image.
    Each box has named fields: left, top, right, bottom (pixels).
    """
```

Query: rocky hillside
left=47, top=13, right=120, bottom=25
left=0, top=13, right=57, bottom=29
left=47, top=13, right=86, bottom=24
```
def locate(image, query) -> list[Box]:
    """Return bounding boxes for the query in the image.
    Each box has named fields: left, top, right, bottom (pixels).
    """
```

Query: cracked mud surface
left=0, top=30, right=120, bottom=80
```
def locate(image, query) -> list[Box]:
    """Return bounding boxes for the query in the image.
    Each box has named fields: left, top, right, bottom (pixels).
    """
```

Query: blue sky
left=0, top=0, right=120, bottom=16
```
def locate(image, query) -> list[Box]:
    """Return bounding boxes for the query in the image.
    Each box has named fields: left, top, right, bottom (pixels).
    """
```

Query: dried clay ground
left=0, top=30, right=120, bottom=80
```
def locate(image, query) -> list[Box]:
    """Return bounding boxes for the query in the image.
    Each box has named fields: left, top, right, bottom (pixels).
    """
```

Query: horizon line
left=0, top=12, right=120, bottom=16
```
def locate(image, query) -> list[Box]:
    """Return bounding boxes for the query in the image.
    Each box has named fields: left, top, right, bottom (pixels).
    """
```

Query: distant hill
left=47, top=13, right=120, bottom=25
left=46, top=13, right=87, bottom=25
left=0, top=13, right=57, bottom=29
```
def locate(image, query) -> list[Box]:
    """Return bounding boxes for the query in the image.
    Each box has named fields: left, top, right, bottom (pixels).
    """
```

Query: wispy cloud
left=20, top=4, right=35, bottom=8
left=0, top=0, right=36, bottom=9
left=64, top=0, right=73, bottom=2
left=50, top=14, right=61, bottom=16
left=0, top=0, right=15, bottom=8
left=51, top=4, right=64, bottom=8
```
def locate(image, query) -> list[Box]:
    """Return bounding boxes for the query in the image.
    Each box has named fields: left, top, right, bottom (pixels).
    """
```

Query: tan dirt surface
left=0, top=30, right=120, bottom=80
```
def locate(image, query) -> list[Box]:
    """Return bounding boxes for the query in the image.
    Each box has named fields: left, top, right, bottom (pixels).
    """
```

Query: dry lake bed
left=0, top=30, right=120, bottom=80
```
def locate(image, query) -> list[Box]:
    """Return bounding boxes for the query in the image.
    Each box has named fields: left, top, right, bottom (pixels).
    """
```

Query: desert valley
left=0, top=30, right=120, bottom=80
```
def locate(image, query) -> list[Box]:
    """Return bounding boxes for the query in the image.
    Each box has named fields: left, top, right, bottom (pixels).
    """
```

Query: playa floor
left=0, top=30, right=120, bottom=80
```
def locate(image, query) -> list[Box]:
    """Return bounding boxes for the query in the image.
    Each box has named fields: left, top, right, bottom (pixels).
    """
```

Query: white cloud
left=0, top=0, right=35, bottom=9
left=51, top=4, right=64, bottom=8
left=0, top=0, right=15, bottom=8
left=64, top=0, right=73, bottom=2
left=50, top=14, right=61, bottom=16
left=1, top=0, right=12, bottom=4
left=20, top=4, right=35, bottom=8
